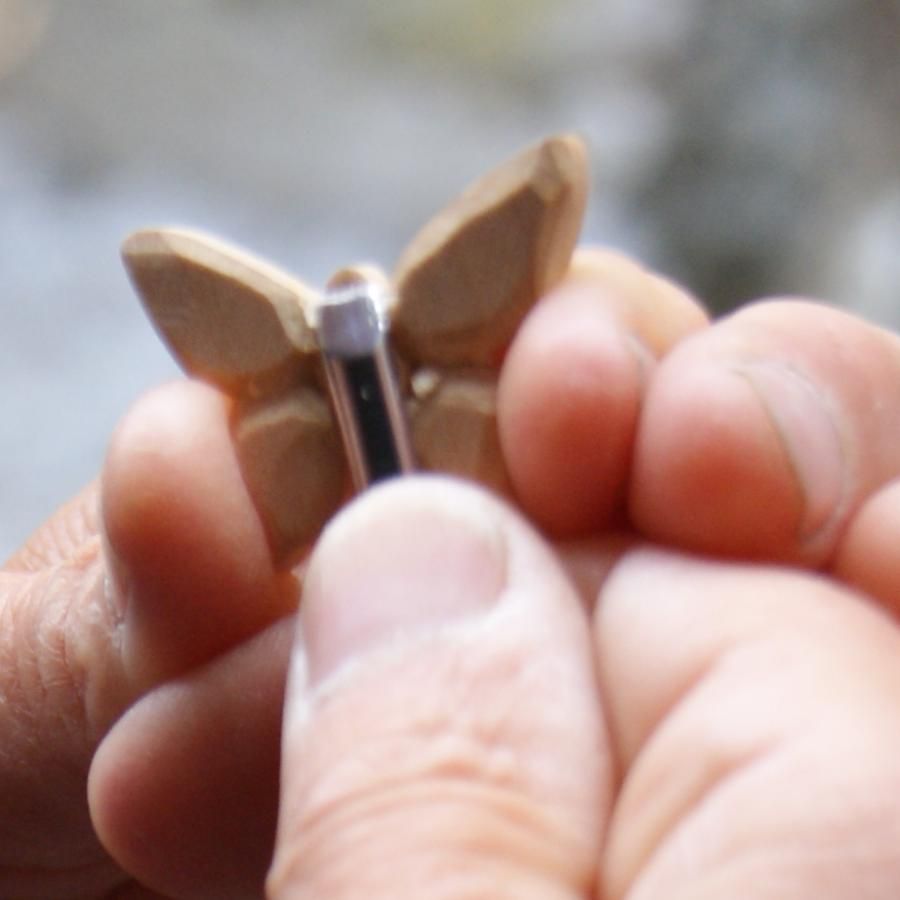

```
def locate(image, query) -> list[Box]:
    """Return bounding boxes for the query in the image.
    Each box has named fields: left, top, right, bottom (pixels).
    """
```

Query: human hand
left=4, top=248, right=900, bottom=898
left=268, top=251, right=900, bottom=897
left=1, top=383, right=298, bottom=898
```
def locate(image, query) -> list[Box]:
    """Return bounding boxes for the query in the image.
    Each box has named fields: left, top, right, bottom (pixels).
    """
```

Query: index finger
left=498, top=247, right=708, bottom=536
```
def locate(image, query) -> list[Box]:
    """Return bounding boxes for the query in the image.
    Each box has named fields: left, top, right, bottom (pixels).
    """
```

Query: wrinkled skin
left=4, top=247, right=900, bottom=898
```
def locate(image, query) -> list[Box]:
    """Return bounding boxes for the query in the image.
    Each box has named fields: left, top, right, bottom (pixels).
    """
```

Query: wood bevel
left=122, top=228, right=320, bottom=397
left=411, top=369, right=510, bottom=496
left=232, top=387, right=346, bottom=565
left=392, top=133, right=588, bottom=368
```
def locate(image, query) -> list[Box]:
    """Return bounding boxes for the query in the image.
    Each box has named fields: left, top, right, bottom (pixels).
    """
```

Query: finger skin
left=596, top=548, right=900, bottom=899
left=268, top=478, right=610, bottom=899
left=103, top=379, right=297, bottom=690
left=89, top=618, right=293, bottom=900
left=0, top=379, right=300, bottom=896
left=499, top=247, right=707, bottom=537
left=833, top=478, right=900, bottom=615
left=90, top=379, right=304, bottom=895
left=4, top=480, right=101, bottom=572
left=630, top=299, right=900, bottom=565
left=0, top=532, right=131, bottom=897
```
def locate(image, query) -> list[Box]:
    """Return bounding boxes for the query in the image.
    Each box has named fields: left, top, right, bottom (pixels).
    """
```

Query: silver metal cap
left=317, top=281, right=389, bottom=358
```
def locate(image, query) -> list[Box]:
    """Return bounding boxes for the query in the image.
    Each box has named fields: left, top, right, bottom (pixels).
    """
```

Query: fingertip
left=568, top=247, right=709, bottom=353
left=629, top=354, right=807, bottom=560
left=499, top=249, right=707, bottom=538
left=499, top=284, right=645, bottom=535
left=301, top=476, right=509, bottom=685
left=629, top=298, right=900, bottom=564
left=103, top=380, right=234, bottom=564
left=89, top=618, right=293, bottom=899
left=102, top=380, right=294, bottom=688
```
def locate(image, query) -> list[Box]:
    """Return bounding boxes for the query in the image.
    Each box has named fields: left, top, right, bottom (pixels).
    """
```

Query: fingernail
left=301, top=478, right=508, bottom=684
left=735, top=361, right=844, bottom=539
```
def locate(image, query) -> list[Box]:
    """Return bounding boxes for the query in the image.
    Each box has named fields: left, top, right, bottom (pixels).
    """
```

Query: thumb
left=268, top=477, right=610, bottom=899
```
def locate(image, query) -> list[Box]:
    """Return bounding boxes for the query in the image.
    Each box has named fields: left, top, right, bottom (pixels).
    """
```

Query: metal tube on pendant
left=316, top=274, right=415, bottom=491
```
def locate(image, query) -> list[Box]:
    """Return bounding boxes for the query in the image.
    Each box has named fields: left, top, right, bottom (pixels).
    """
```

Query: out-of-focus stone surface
left=1, top=0, right=897, bottom=557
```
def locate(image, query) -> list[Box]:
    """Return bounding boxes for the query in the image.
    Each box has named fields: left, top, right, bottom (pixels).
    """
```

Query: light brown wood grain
left=392, top=133, right=589, bottom=368
left=411, top=370, right=510, bottom=497
left=122, top=228, right=320, bottom=397
left=233, top=388, right=346, bottom=565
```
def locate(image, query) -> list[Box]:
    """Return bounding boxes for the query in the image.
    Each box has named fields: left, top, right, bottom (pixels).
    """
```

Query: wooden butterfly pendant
left=122, top=134, right=589, bottom=565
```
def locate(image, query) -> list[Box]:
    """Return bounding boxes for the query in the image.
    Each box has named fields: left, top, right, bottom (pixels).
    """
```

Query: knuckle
left=0, top=548, right=120, bottom=756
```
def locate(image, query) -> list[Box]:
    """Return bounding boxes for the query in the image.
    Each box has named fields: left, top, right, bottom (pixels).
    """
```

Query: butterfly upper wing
left=392, top=134, right=589, bottom=369
left=394, top=134, right=589, bottom=497
left=122, top=227, right=345, bottom=565
left=122, top=227, right=320, bottom=397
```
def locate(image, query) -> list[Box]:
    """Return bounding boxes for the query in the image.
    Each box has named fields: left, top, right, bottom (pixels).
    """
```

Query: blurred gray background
left=1, top=0, right=898, bottom=558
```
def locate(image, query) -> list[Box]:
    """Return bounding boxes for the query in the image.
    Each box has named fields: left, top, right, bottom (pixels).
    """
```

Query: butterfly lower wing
left=410, top=370, right=509, bottom=496
left=233, top=388, right=346, bottom=566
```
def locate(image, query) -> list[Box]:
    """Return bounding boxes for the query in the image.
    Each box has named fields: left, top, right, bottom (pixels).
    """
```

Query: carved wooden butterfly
left=122, top=134, right=588, bottom=564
